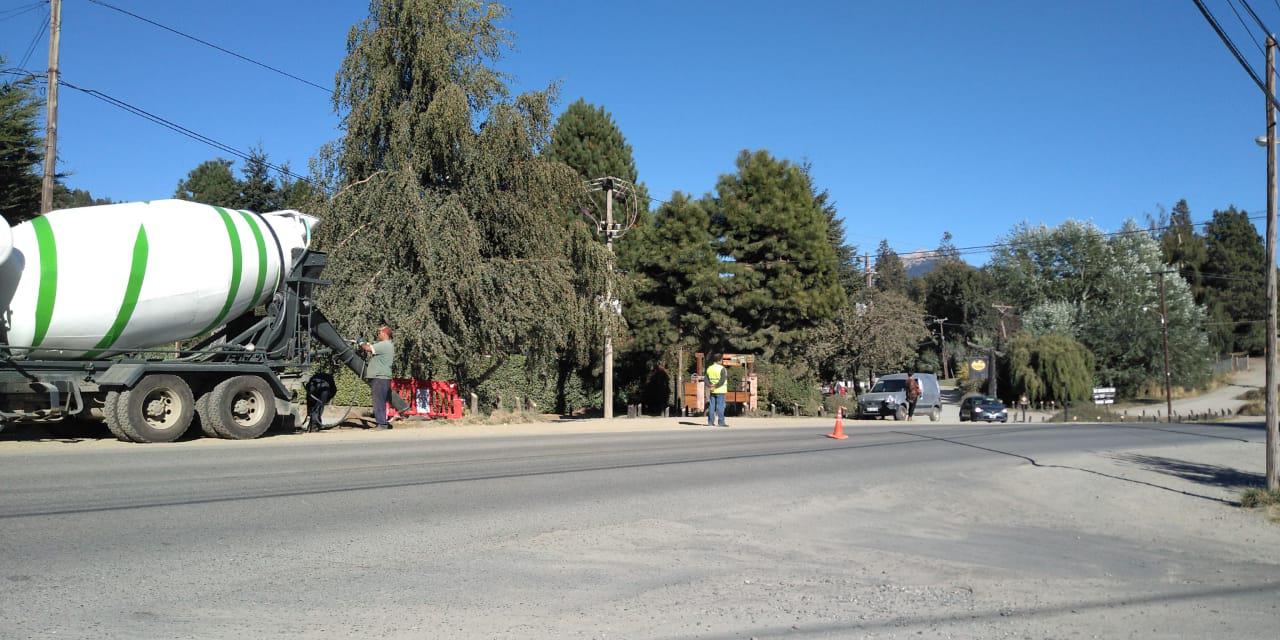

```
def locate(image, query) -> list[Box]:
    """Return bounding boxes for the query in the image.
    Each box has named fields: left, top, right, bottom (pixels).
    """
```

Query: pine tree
left=0, top=65, right=42, bottom=223
left=1159, top=199, right=1207, bottom=303
left=619, top=192, right=721, bottom=357
left=1202, top=206, right=1266, bottom=353
left=874, top=239, right=907, bottom=294
left=276, top=163, right=320, bottom=211
left=315, top=0, right=611, bottom=393
left=815, top=184, right=861, bottom=297
left=173, top=159, right=240, bottom=206
left=237, top=147, right=281, bottom=212
left=711, top=150, right=843, bottom=361
left=937, top=231, right=960, bottom=261
left=547, top=99, right=638, bottom=183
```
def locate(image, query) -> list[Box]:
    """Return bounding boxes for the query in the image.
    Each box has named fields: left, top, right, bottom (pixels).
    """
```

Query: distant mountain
left=903, top=249, right=941, bottom=278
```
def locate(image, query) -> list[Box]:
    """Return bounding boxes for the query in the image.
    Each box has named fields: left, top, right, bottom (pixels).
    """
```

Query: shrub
left=758, top=361, right=821, bottom=414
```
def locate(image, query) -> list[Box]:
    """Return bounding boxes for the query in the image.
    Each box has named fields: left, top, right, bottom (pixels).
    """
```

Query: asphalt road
left=1, top=420, right=1277, bottom=638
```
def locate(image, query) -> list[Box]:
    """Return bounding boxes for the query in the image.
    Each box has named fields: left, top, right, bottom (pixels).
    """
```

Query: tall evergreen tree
left=237, top=147, right=281, bottom=212
left=874, top=239, right=907, bottom=294
left=276, top=163, right=320, bottom=211
left=920, top=259, right=989, bottom=342
left=52, top=185, right=112, bottom=209
left=0, top=64, right=42, bottom=223
left=1202, top=206, right=1266, bottom=353
left=815, top=185, right=861, bottom=297
left=315, top=0, right=611, bottom=392
left=710, top=150, right=843, bottom=361
left=547, top=99, right=638, bottom=183
left=619, top=192, right=721, bottom=358
left=173, top=159, right=240, bottom=206
left=936, top=231, right=960, bottom=261
left=1159, top=199, right=1207, bottom=303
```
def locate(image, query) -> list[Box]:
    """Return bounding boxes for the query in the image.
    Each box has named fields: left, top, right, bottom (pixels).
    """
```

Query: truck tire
left=112, top=375, right=195, bottom=443
left=194, top=391, right=218, bottom=438
left=102, top=391, right=135, bottom=442
left=929, top=406, right=941, bottom=422
left=198, top=375, right=276, bottom=440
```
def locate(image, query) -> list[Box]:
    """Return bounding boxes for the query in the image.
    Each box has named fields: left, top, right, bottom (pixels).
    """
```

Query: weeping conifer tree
left=314, top=0, right=612, bottom=392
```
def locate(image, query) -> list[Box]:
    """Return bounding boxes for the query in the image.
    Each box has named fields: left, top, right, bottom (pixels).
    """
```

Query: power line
left=1190, top=0, right=1280, bottom=111
left=3, top=67, right=313, bottom=185
left=15, top=9, right=47, bottom=70
left=62, top=79, right=314, bottom=184
left=1225, top=0, right=1265, bottom=55
left=1237, top=0, right=1274, bottom=34
left=0, top=2, right=44, bottom=22
left=85, top=0, right=329, bottom=93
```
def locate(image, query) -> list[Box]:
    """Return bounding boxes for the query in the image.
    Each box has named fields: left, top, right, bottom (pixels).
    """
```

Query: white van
left=855, top=373, right=942, bottom=421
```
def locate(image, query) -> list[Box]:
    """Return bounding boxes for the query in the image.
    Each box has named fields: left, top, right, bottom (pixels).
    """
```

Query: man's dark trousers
left=370, top=378, right=391, bottom=427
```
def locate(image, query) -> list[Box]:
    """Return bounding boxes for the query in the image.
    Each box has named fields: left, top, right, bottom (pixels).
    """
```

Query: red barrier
left=387, top=378, right=463, bottom=420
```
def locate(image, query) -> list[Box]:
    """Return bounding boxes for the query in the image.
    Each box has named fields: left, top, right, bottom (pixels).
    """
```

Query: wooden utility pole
left=584, top=176, right=636, bottom=421
left=864, top=254, right=872, bottom=289
left=1156, top=271, right=1174, bottom=424
left=40, top=0, right=62, bottom=214
left=676, top=347, right=684, bottom=416
left=604, top=181, right=614, bottom=420
left=933, top=317, right=949, bottom=379
left=1267, top=35, right=1278, bottom=490
left=990, top=305, right=1013, bottom=397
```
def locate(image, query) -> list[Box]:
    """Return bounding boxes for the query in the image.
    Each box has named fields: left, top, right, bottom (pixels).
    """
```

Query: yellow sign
left=970, top=359, right=987, bottom=372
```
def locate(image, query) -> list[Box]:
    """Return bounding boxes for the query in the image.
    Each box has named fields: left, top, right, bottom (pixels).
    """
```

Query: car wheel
left=929, top=406, right=941, bottom=422
left=893, top=405, right=907, bottom=421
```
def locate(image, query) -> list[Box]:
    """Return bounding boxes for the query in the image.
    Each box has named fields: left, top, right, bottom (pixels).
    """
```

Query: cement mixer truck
left=0, top=200, right=368, bottom=442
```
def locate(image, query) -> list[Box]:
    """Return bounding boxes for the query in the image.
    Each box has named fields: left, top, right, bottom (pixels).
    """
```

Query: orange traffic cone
left=826, top=407, right=848, bottom=440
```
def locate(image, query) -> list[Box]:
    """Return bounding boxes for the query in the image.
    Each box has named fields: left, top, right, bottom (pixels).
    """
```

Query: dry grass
left=1133, top=373, right=1229, bottom=403
left=1240, top=488, right=1280, bottom=523
left=457, top=409, right=548, bottom=426
left=1236, top=388, right=1266, bottom=416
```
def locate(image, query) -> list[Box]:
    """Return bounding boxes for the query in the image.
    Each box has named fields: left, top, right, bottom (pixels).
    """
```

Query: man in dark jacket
left=905, top=373, right=922, bottom=419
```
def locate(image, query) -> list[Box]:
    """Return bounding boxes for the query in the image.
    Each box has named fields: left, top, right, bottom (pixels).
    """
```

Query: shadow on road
left=0, top=417, right=376, bottom=445
left=894, top=429, right=1239, bottom=506
left=1110, top=453, right=1264, bottom=489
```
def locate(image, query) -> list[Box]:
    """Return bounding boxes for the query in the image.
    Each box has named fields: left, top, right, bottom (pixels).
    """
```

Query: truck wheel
left=113, top=375, right=195, bottom=443
left=198, top=375, right=276, bottom=440
left=929, top=406, right=942, bottom=422
left=194, top=391, right=218, bottom=438
left=893, top=405, right=907, bottom=421
left=102, top=391, right=135, bottom=442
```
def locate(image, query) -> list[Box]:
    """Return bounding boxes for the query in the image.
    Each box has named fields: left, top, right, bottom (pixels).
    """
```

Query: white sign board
left=1092, top=387, right=1116, bottom=405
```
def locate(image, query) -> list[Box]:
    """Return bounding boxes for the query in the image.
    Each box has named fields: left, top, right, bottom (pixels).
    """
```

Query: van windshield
left=872, top=380, right=906, bottom=393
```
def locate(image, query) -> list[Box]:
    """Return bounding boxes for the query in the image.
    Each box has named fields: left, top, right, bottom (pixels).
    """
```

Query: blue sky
left=1, top=1, right=1274, bottom=260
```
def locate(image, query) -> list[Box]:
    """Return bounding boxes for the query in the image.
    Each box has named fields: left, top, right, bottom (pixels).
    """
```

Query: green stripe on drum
left=30, top=216, right=58, bottom=347
left=237, top=210, right=268, bottom=307
left=83, top=226, right=149, bottom=359
left=199, top=206, right=244, bottom=335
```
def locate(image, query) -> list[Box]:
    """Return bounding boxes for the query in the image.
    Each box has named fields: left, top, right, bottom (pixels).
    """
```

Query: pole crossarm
left=583, top=177, right=641, bottom=242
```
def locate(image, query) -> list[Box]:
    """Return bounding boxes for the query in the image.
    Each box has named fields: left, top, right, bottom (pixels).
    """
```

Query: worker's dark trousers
left=370, top=378, right=391, bottom=426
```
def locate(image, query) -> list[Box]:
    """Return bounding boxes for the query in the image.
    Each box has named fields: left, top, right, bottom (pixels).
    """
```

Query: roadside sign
left=967, top=358, right=989, bottom=381
left=1092, top=387, right=1116, bottom=405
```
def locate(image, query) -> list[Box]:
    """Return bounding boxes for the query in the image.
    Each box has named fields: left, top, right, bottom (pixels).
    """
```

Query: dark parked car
left=959, top=396, right=1008, bottom=423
